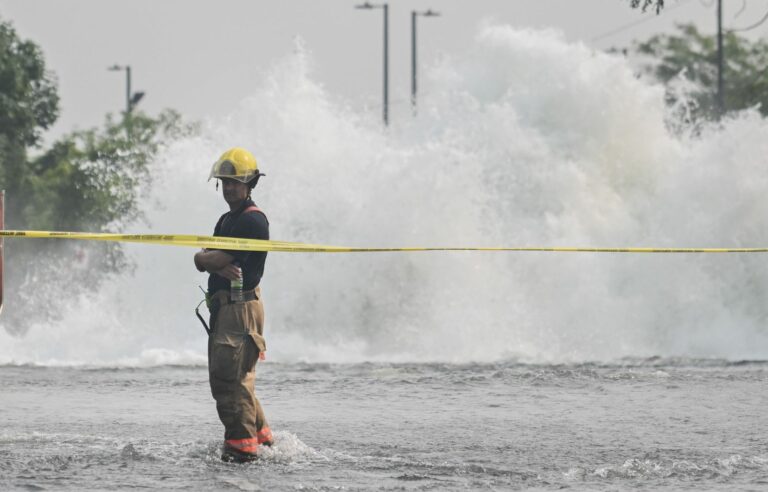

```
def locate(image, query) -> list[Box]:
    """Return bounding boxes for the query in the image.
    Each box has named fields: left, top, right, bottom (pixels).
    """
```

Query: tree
left=0, top=17, right=196, bottom=334
left=22, top=110, right=192, bottom=233
left=630, top=23, right=768, bottom=121
left=1, top=109, right=196, bottom=334
left=0, top=19, right=59, bottom=228
left=0, top=21, right=58, bottom=146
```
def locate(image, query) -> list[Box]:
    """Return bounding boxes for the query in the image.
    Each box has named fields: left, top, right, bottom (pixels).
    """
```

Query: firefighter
left=194, top=147, right=272, bottom=462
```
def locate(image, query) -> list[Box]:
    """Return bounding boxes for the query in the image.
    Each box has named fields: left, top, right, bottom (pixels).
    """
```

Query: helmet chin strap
left=215, top=177, right=256, bottom=194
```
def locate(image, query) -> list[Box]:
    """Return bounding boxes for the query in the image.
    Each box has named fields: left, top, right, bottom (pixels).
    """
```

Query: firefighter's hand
left=214, top=264, right=241, bottom=281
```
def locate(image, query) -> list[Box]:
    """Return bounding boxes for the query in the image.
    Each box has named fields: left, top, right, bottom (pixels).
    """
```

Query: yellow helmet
left=208, top=147, right=265, bottom=184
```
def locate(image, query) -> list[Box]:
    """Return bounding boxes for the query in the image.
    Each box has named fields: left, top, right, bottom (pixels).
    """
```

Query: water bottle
left=230, top=263, right=244, bottom=303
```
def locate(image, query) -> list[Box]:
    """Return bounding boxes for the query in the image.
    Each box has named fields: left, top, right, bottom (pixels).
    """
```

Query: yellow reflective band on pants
left=208, top=288, right=270, bottom=451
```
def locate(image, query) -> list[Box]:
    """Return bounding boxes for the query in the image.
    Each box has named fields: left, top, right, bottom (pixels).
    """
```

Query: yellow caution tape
left=0, top=230, right=767, bottom=254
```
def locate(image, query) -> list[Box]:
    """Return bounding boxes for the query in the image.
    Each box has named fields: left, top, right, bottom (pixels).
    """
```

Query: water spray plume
left=2, top=26, right=768, bottom=366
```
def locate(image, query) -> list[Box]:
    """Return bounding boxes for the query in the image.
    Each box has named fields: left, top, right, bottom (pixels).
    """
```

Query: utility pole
left=412, top=11, right=416, bottom=113
left=126, top=65, right=131, bottom=115
left=716, top=0, right=724, bottom=118
left=108, top=64, right=145, bottom=116
left=108, top=64, right=145, bottom=137
left=411, top=9, right=439, bottom=115
left=355, top=2, right=389, bottom=126
left=384, top=3, right=388, bottom=126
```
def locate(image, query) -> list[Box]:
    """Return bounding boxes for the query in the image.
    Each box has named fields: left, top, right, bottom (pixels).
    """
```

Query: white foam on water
left=3, top=25, right=768, bottom=366
left=567, top=453, right=768, bottom=481
left=254, top=431, right=323, bottom=463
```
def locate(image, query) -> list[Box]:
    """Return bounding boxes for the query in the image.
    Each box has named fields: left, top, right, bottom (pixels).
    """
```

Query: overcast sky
left=2, top=0, right=767, bottom=141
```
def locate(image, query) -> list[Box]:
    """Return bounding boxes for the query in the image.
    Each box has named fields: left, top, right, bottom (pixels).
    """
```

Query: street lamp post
left=108, top=64, right=145, bottom=116
left=355, top=2, right=389, bottom=126
left=411, top=9, right=439, bottom=114
left=716, top=0, right=724, bottom=118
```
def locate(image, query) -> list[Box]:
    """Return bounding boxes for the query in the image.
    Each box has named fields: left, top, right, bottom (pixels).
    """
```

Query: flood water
left=2, top=359, right=767, bottom=490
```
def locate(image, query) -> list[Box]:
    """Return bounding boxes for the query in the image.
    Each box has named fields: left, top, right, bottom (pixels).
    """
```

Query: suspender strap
left=243, top=205, right=263, bottom=215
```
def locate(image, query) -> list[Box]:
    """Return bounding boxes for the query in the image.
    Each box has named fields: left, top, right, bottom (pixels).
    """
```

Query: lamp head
left=130, top=91, right=145, bottom=108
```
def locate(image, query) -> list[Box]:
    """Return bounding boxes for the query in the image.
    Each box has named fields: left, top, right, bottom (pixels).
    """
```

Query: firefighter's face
left=221, top=178, right=249, bottom=204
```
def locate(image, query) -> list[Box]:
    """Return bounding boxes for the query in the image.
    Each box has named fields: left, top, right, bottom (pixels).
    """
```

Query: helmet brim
left=208, top=172, right=266, bottom=183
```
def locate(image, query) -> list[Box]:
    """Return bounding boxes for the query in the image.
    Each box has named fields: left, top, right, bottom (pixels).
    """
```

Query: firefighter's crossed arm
left=194, top=249, right=240, bottom=280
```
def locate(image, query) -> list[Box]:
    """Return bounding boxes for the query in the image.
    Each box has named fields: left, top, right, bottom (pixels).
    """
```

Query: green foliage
left=0, top=18, right=195, bottom=236
left=0, top=19, right=59, bottom=147
left=0, top=18, right=60, bottom=234
left=21, top=110, right=194, bottom=233
left=3, top=110, right=196, bottom=333
left=0, top=17, right=197, bottom=332
left=632, top=23, right=768, bottom=121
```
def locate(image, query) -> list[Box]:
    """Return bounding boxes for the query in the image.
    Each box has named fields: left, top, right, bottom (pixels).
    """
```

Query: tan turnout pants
left=208, top=287, right=272, bottom=454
